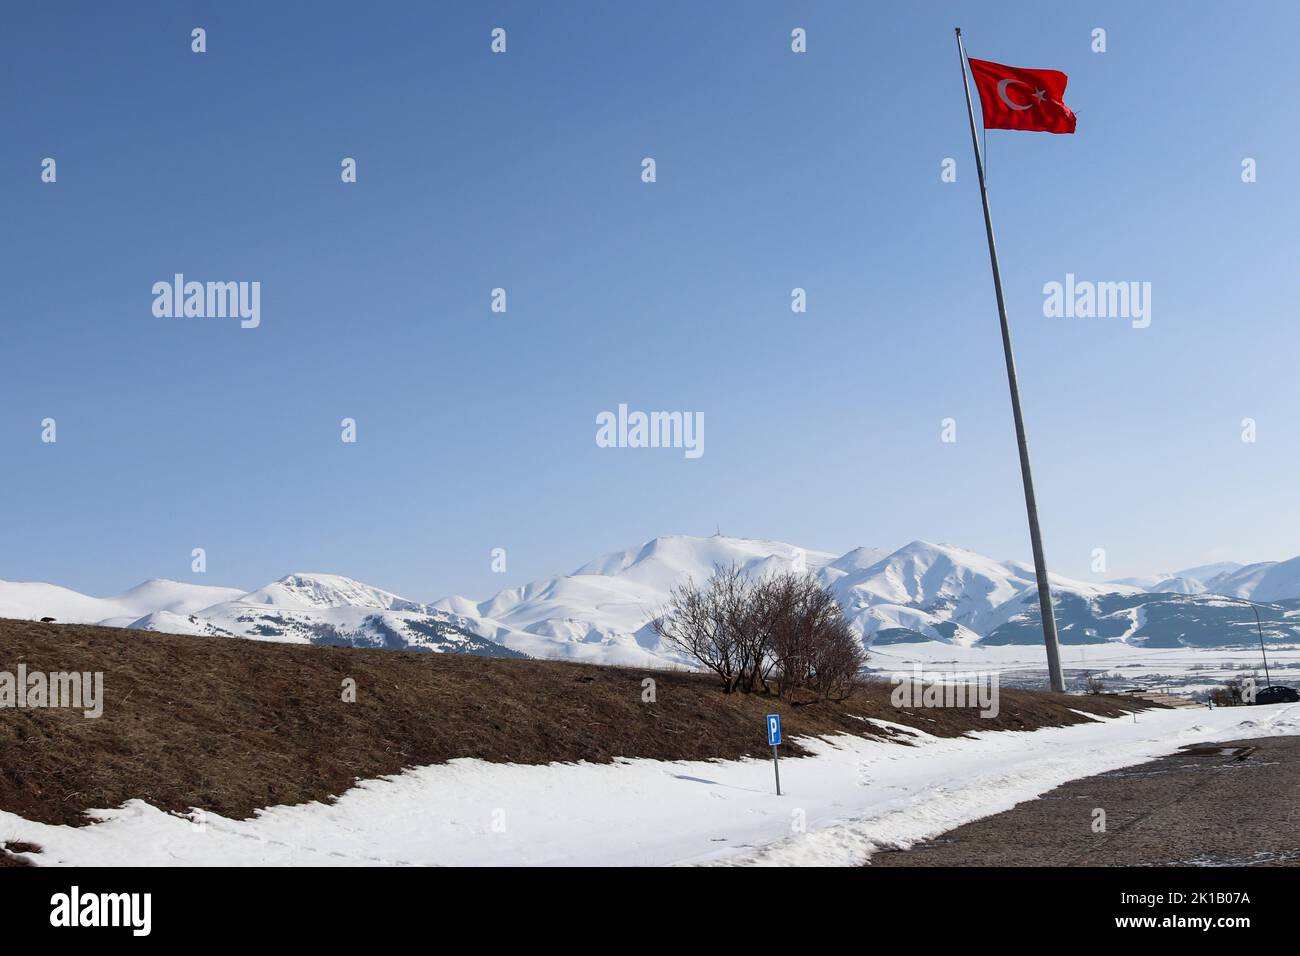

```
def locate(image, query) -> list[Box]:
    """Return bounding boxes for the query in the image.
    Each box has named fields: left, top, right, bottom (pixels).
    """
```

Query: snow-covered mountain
left=981, top=588, right=1300, bottom=649
left=815, top=540, right=1121, bottom=646
left=6, top=536, right=1300, bottom=663
left=234, top=573, right=423, bottom=612
left=1108, top=559, right=1300, bottom=603
left=0, top=574, right=521, bottom=659
left=1223, top=557, right=1300, bottom=604
left=438, top=536, right=1300, bottom=659
left=433, top=535, right=842, bottom=664
left=1109, top=561, right=1243, bottom=592
left=434, top=535, right=1272, bottom=660
left=0, top=578, right=247, bottom=629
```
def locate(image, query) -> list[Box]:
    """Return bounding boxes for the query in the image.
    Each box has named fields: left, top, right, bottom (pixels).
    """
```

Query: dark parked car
left=1255, top=686, right=1300, bottom=705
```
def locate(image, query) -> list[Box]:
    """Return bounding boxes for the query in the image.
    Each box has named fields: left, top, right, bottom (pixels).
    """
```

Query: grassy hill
left=0, top=618, right=1144, bottom=833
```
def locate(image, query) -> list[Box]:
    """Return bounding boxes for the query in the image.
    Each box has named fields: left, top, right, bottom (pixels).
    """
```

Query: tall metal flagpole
left=955, top=27, right=1066, bottom=693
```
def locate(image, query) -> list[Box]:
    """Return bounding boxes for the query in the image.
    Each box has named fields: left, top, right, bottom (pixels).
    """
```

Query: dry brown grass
left=0, top=618, right=1146, bottom=827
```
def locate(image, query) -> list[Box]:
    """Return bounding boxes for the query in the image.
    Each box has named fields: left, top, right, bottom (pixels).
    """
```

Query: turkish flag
left=968, top=57, right=1076, bottom=134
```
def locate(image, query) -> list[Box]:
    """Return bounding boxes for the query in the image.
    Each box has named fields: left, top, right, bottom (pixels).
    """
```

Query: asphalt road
left=870, top=735, right=1300, bottom=866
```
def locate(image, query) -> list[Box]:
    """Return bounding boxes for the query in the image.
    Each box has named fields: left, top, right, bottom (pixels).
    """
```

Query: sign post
left=766, top=714, right=782, bottom=796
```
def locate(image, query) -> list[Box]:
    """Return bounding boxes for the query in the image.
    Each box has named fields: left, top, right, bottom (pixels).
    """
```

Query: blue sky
left=3, top=1, right=1298, bottom=601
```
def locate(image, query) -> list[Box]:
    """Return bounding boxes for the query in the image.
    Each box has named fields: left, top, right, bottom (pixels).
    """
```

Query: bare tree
left=758, top=572, right=865, bottom=700
left=655, top=565, right=867, bottom=699
left=798, top=584, right=866, bottom=700
left=768, top=574, right=818, bottom=692
left=732, top=571, right=793, bottom=693
left=653, top=564, right=748, bottom=693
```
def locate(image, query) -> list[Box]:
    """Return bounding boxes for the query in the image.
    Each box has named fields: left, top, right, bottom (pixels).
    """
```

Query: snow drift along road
left=5, top=702, right=1296, bottom=867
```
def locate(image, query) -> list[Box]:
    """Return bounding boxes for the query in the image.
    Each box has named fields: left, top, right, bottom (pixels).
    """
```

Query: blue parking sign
left=766, top=714, right=782, bottom=747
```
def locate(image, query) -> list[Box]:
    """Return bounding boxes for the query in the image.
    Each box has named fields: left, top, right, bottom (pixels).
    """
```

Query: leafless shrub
left=764, top=572, right=865, bottom=700
left=1085, top=674, right=1106, bottom=695
left=653, top=565, right=867, bottom=699
left=1209, top=685, right=1237, bottom=707
left=1215, top=676, right=1249, bottom=706
left=652, top=565, right=749, bottom=693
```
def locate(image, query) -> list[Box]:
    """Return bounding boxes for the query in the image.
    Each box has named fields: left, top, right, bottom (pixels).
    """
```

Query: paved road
left=870, top=735, right=1300, bottom=866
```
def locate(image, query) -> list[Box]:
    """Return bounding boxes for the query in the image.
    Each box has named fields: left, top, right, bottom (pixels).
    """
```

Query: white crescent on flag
left=995, top=77, right=1033, bottom=110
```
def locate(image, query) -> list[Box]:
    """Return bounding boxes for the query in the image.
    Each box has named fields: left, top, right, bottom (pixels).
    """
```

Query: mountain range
left=4, top=536, right=1300, bottom=665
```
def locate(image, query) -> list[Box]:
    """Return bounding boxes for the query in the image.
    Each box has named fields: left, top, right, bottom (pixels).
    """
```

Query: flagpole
left=955, top=27, right=1066, bottom=694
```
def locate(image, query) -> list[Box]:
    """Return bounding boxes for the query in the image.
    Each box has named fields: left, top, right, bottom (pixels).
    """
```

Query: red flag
left=967, top=57, right=1076, bottom=134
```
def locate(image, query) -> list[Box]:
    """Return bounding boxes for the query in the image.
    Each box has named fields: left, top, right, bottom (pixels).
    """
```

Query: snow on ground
left=5, top=702, right=1298, bottom=868
left=867, top=640, right=1300, bottom=685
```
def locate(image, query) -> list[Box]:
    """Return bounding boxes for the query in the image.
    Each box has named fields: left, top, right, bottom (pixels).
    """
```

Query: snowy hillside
left=147, top=574, right=522, bottom=657
left=1110, top=558, right=1300, bottom=603
left=6, top=535, right=1300, bottom=661
left=820, top=540, right=1048, bottom=644
left=130, top=603, right=522, bottom=657
left=11, top=703, right=1298, bottom=866
left=434, top=535, right=839, bottom=664
left=234, top=573, right=424, bottom=612
left=1242, top=556, right=1300, bottom=603
left=0, top=573, right=520, bottom=659
left=435, top=535, right=1084, bottom=657
left=0, top=578, right=246, bottom=629
left=438, top=535, right=1293, bottom=659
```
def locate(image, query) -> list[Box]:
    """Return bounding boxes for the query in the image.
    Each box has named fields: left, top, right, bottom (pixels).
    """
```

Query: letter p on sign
left=766, top=715, right=783, bottom=795
left=767, top=714, right=782, bottom=747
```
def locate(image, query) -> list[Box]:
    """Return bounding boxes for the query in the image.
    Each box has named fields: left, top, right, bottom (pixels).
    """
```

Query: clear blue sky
left=4, top=1, right=1298, bottom=601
